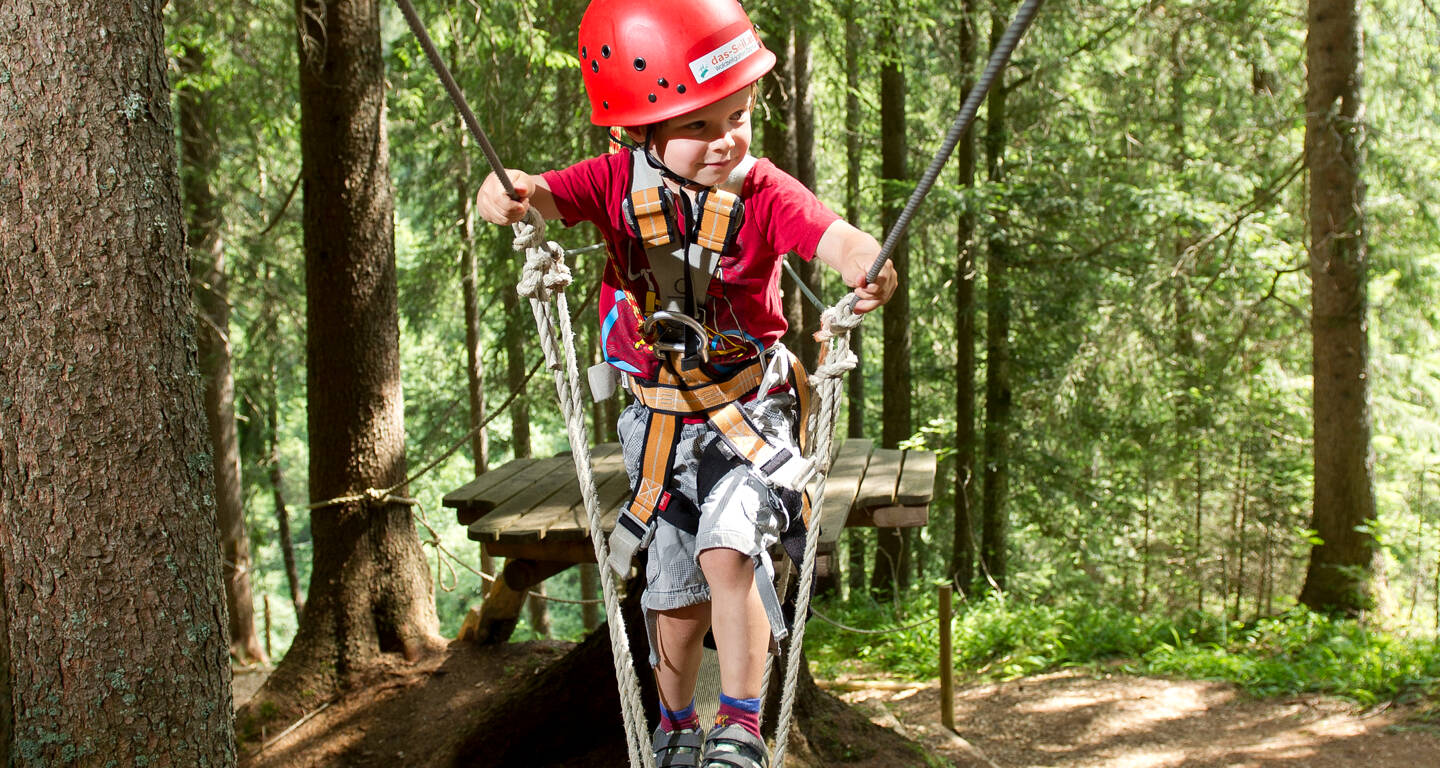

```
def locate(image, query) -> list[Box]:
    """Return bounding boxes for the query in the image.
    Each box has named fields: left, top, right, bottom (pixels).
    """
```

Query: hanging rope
left=512, top=210, right=655, bottom=768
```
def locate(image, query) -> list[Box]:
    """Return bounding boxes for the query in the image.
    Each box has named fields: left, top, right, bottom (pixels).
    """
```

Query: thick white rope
left=769, top=293, right=862, bottom=766
left=513, top=210, right=655, bottom=768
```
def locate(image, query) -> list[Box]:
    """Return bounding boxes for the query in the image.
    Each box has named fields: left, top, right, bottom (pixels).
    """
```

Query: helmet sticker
left=688, top=29, right=761, bottom=85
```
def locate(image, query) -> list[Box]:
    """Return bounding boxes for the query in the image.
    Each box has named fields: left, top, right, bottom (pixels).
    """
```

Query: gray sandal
left=653, top=725, right=705, bottom=768
left=701, top=723, right=769, bottom=768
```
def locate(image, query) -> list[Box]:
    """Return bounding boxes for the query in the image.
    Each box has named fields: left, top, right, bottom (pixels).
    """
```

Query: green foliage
left=811, top=588, right=1440, bottom=705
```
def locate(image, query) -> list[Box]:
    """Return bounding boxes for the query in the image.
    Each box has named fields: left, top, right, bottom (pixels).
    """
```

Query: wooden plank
left=870, top=505, right=930, bottom=528
left=481, top=537, right=598, bottom=564
left=814, top=439, right=872, bottom=548
left=528, top=444, right=623, bottom=538
left=467, top=455, right=579, bottom=539
left=896, top=450, right=937, bottom=505
left=855, top=447, right=903, bottom=510
left=443, top=458, right=535, bottom=524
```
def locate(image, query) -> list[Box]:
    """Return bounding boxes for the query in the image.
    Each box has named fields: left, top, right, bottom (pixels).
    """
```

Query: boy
left=478, top=1, right=896, bottom=765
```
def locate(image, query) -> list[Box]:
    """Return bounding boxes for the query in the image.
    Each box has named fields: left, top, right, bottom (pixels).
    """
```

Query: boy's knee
left=698, top=546, right=753, bottom=580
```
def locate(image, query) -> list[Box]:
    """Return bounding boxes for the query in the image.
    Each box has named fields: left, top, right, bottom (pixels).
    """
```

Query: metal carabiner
left=641, top=310, right=711, bottom=365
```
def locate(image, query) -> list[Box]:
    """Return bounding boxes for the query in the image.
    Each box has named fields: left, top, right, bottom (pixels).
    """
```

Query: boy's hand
left=476, top=169, right=534, bottom=225
left=851, top=258, right=897, bottom=314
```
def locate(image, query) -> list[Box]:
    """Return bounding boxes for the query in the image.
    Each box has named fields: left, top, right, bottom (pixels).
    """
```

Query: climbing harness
left=393, top=0, right=1046, bottom=762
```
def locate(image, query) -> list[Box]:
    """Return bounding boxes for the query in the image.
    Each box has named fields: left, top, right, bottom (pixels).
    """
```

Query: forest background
left=185, top=0, right=1434, bottom=665
left=163, top=0, right=1440, bottom=705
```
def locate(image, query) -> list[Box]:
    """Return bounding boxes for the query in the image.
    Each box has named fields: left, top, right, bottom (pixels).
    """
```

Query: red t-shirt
left=542, top=150, right=839, bottom=380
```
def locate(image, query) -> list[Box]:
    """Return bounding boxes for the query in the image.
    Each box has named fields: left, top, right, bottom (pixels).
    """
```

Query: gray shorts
left=617, top=391, right=800, bottom=614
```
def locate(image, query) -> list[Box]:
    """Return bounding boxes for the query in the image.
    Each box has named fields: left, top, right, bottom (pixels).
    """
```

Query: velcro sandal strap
left=702, top=724, right=769, bottom=768
left=653, top=725, right=705, bottom=768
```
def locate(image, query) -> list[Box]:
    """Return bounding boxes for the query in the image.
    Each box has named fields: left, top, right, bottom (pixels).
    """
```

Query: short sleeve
left=745, top=159, right=841, bottom=261
left=540, top=152, right=628, bottom=228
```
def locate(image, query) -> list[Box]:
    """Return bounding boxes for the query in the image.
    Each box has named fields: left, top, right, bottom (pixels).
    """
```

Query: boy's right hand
left=477, top=169, right=534, bottom=225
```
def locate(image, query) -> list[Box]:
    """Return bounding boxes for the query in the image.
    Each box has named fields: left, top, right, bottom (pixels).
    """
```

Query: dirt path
left=235, top=656, right=1440, bottom=767
left=831, top=669, right=1440, bottom=768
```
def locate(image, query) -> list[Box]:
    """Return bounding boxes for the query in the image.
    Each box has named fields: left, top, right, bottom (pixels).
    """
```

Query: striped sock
left=715, top=692, right=761, bottom=739
left=660, top=699, right=700, bottom=733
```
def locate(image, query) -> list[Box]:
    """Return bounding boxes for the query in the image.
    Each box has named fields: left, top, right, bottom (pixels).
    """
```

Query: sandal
left=700, top=723, right=769, bottom=768
left=653, top=724, right=705, bottom=768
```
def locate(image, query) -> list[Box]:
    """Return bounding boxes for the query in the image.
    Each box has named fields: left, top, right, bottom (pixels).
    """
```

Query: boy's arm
left=476, top=169, right=561, bottom=225
left=814, top=219, right=898, bottom=314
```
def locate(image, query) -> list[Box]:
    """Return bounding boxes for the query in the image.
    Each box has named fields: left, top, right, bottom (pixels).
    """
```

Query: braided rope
left=514, top=210, right=654, bottom=768
left=769, top=293, right=861, bottom=766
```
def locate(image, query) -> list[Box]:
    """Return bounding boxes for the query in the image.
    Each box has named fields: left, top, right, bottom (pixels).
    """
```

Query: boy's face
left=645, top=87, right=754, bottom=188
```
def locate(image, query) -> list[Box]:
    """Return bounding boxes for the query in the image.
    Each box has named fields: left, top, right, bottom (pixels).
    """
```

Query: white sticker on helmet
left=689, top=29, right=761, bottom=85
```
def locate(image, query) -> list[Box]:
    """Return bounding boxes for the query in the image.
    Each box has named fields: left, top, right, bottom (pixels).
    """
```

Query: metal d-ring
left=641, top=310, right=711, bottom=365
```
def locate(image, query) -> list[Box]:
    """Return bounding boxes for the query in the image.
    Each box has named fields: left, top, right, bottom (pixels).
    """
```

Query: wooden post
left=939, top=583, right=954, bottom=732
left=263, top=593, right=273, bottom=661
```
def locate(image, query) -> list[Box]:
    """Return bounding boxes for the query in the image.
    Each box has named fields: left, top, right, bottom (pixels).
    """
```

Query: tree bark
left=980, top=11, right=1012, bottom=591
left=179, top=35, right=267, bottom=666
left=951, top=0, right=980, bottom=595
left=843, top=3, right=866, bottom=447
left=504, top=238, right=532, bottom=460
left=0, top=0, right=237, bottom=762
left=792, top=14, right=822, bottom=371
left=454, top=46, right=490, bottom=477
left=874, top=0, right=912, bottom=598
left=1299, top=0, right=1375, bottom=615
left=258, top=0, right=441, bottom=709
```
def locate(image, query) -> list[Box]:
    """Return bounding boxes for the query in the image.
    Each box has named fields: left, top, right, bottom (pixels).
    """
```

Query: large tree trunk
left=980, top=11, right=1012, bottom=591
left=256, top=0, right=441, bottom=710
left=1299, top=0, right=1375, bottom=615
left=843, top=2, right=866, bottom=447
left=179, top=33, right=267, bottom=666
left=951, top=0, right=980, bottom=595
left=0, top=0, right=237, bottom=763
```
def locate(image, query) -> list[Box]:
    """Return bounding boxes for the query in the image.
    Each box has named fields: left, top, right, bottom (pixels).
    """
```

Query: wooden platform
left=443, top=438, right=935, bottom=576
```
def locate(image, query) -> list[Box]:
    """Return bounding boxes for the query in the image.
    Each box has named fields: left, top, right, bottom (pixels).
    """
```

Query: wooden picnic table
left=442, top=438, right=936, bottom=643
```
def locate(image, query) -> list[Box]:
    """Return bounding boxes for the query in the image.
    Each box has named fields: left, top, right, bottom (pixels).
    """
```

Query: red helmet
left=577, top=0, right=776, bottom=127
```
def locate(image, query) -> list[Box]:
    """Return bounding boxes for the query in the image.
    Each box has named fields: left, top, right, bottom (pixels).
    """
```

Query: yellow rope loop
left=514, top=209, right=572, bottom=300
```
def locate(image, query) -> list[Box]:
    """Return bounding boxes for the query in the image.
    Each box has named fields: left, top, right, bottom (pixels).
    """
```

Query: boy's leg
left=652, top=601, right=710, bottom=713
left=697, top=546, right=769, bottom=698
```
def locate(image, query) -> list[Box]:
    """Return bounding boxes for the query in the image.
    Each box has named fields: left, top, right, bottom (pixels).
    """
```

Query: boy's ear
left=623, top=125, right=648, bottom=144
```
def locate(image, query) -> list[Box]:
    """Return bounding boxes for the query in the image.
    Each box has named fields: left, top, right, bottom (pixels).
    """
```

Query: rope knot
left=514, top=209, right=572, bottom=299
left=813, top=293, right=865, bottom=343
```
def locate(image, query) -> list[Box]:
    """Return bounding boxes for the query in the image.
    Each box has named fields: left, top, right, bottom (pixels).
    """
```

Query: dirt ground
left=235, top=645, right=1440, bottom=767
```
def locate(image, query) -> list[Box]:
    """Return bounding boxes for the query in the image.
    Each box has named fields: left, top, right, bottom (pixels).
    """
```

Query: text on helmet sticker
left=689, top=29, right=761, bottom=85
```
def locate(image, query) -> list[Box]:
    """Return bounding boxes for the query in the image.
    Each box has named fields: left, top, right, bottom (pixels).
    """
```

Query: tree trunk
left=792, top=15, right=822, bottom=371
left=258, top=0, right=441, bottom=709
left=874, top=0, right=913, bottom=599
left=843, top=3, right=867, bottom=447
left=1299, top=0, right=1376, bottom=616
left=980, top=11, right=1012, bottom=591
left=179, top=36, right=267, bottom=667
left=504, top=240, right=533, bottom=459
left=268, top=390, right=305, bottom=618
left=951, top=0, right=980, bottom=595
left=0, top=1, right=237, bottom=762
left=455, top=59, right=490, bottom=477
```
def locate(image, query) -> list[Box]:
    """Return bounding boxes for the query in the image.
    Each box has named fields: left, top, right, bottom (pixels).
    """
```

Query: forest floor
left=234, top=644, right=1440, bottom=767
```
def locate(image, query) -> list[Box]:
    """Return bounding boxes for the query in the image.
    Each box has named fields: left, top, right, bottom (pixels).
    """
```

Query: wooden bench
left=443, top=438, right=936, bottom=642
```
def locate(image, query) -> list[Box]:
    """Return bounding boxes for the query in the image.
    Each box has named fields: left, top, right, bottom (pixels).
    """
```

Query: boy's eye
left=730, top=110, right=746, bottom=121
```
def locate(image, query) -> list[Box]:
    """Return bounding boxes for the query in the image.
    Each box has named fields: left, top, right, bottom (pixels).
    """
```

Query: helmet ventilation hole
left=601, top=44, right=611, bottom=58
left=648, top=93, right=657, bottom=102
left=633, top=57, right=646, bottom=71
left=676, top=84, right=687, bottom=94
left=657, top=77, right=668, bottom=88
